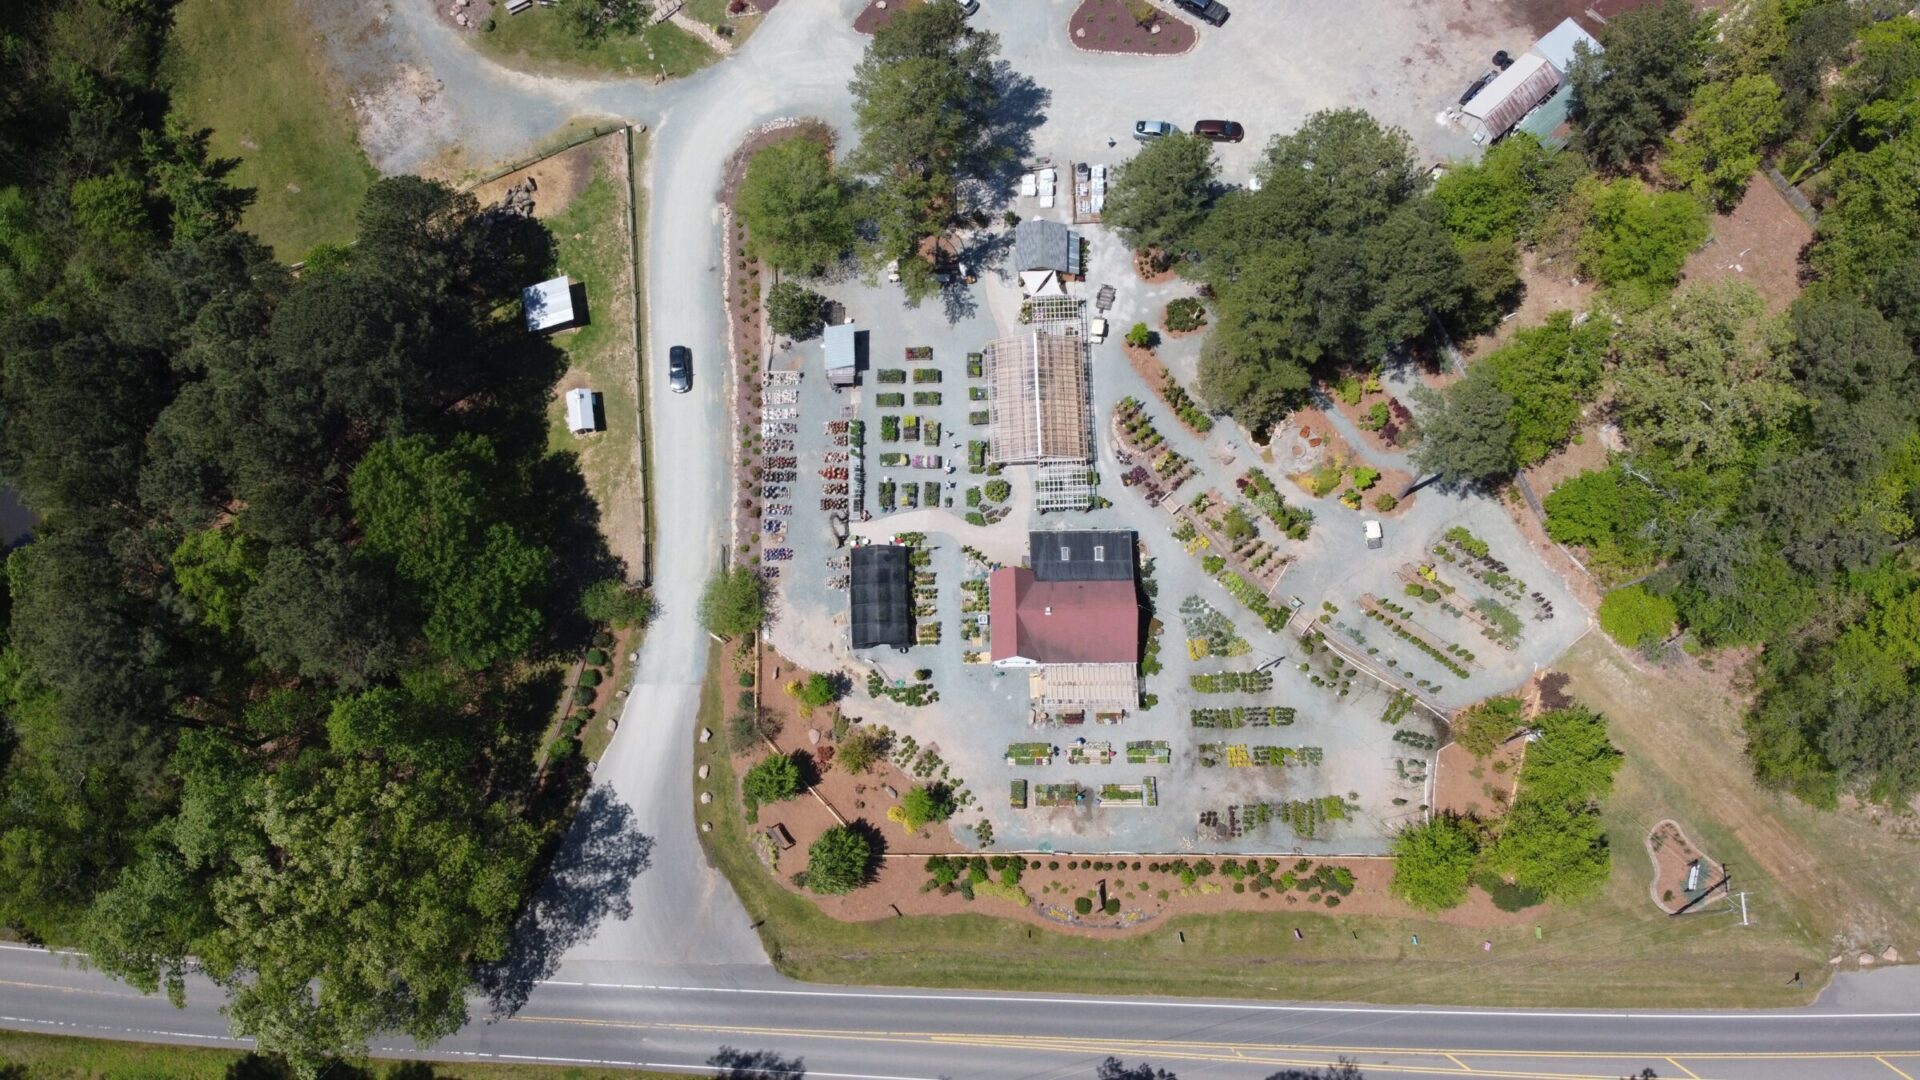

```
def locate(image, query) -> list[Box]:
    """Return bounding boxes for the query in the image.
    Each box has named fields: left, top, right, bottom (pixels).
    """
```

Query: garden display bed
left=1647, top=819, right=1725, bottom=914
left=1196, top=744, right=1322, bottom=768
left=1033, top=783, right=1085, bottom=807
left=1126, top=740, right=1171, bottom=764
left=1068, top=741, right=1115, bottom=765
left=1067, top=0, right=1196, bottom=55
left=1097, top=778, right=1157, bottom=807
left=1005, top=742, right=1054, bottom=766
left=1190, top=706, right=1296, bottom=729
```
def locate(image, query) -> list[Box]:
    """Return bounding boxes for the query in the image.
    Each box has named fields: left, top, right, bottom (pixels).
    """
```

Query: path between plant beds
left=744, top=642, right=1537, bottom=936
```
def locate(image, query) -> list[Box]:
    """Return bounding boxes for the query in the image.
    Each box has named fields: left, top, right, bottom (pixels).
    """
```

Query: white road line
left=534, top=981, right=1920, bottom=1022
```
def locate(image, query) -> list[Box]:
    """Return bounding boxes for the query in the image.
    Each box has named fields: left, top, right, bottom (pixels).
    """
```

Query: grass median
left=474, top=4, right=716, bottom=80
left=0, top=1029, right=681, bottom=1079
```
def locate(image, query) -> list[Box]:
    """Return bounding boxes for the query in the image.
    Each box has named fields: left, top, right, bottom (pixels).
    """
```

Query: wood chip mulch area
left=1068, top=0, right=1196, bottom=55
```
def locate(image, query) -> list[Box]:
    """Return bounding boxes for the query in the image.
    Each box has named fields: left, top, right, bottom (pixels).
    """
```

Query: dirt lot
left=1434, top=738, right=1524, bottom=820
left=468, top=137, right=602, bottom=219
left=1678, top=173, right=1814, bottom=312
left=1460, top=248, right=1599, bottom=363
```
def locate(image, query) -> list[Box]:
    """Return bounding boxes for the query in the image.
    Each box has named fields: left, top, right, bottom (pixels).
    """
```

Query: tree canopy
left=1567, top=0, right=1708, bottom=167
left=0, top=9, right=612, bottom=1065
left=1389, top=815, right=1480, bottom=912
left=699, top=565, right=766, bottom=639
left=1192, top=110, right=1468, bottom=434
left=1101, top=131, right=1218, bottom=259
left=846, top=0, right=1003, bottom=303
left=802, top=824, right=874, bottom=895
left=737, top=136, right=855, bottom=277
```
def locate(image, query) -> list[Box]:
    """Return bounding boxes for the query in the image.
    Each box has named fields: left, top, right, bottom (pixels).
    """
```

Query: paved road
left=6, top=944, right=1920, bottom=1079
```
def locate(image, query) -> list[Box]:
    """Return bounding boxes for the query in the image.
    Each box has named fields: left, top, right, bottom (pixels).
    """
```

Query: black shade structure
left=1028, top=530, right=1136, bottom=583
left=850, top=545, right=915, bottom=650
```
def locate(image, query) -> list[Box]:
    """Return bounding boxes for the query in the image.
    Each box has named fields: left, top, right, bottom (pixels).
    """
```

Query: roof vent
left=1044, top=606, right=1053, bottom=616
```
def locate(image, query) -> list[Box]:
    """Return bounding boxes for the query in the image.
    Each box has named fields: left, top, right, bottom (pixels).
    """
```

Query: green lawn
left=0, top=1030, right=680, bottom=1079
left=475, top=3, right=716, bottom=79
left=164, top=0, right=375, bottom=260
left=695, top=642, right=1830, bottom=1008
left=535, top=133, right=648, bottom=766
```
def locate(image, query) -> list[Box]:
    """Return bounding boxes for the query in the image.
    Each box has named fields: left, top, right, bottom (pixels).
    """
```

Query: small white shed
left=523, top=276, right=575, bottom=332
left=565, top=388, right=600, bottom=435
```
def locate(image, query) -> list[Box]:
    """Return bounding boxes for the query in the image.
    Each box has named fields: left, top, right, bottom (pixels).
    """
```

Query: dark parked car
left=1194, top=119, right=1245, bottom=143
left=668, top=345, right=692, bottom=393
left=1458, top=71, right=1495, bottom=107
left=1133, top=120, right=1178, bottom=141
left=1173, top=0, right=1229, bottom=26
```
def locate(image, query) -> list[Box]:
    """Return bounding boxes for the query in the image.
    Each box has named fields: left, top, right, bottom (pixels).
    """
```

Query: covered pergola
left=984, top=329, right=1091, bottom=468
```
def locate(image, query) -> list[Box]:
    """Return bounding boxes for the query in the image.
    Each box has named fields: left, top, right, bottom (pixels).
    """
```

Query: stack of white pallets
left=1038, top=167, right=1057, bottom=209
left=1091, top=164, right=1108, bottom=213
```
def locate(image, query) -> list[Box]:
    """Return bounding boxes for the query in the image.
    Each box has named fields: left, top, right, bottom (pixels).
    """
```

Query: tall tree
left=737, top=136, right=855, bottom=277
left=1576, top=178, right=1709, bottom=306
left=1662, top=74, right=1784, bottom=209
left=1610, top=281, right=1799, bottom=469
left=1567, top=0, right=1708, bottom=167
left=846, top=0, right=1002, bottom=302
left=1101, top=131, right=1217, bottom=262
left=1409, top=378, right=1516, bottom=489
left=1192, top=110, right=1467, bottom=433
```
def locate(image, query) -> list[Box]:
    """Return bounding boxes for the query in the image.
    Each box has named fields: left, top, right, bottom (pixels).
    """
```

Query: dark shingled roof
left=850, top=545, right=914, bottom=650
left=1028, top=530, right=1136, bottom=582
left=1014, top=219, right=1080, bottom=274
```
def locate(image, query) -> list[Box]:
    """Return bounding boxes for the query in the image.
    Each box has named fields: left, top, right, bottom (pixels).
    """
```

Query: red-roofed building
left=988, top=568, right=1141, bottom=666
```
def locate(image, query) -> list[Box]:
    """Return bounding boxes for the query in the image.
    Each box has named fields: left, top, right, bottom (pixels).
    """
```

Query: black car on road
left=669, top=345, right=692, bottom=393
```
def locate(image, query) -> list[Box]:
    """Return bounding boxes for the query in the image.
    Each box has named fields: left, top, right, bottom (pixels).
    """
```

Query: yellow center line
left=1880, top=1056, right=1919, bottom=1080
left=0, top=978, right=134, bottom=997
left=511, top=1015, right=1915, bottom=1063
left=1666, top=1057, right=1702, bottom=1079
left=509, top=1014, right=1919, bottom=1080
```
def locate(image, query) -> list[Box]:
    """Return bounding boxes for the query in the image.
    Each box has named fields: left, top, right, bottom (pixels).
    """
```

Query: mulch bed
left=719, top=120, right=835, bottom=560
left=734, top=648, right=1533, bottom=935
left=1432, top=738, right=1523, bottom=820
left=853, top=0, right=919, bottom=34
left=1068, top=0, right=1195, bottom=55
left=1646, top=819, right=1723, bottom=914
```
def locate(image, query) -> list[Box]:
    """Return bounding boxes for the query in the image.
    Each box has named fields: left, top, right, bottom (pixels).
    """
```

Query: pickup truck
left=1173, top=0, right=1229, bottom=26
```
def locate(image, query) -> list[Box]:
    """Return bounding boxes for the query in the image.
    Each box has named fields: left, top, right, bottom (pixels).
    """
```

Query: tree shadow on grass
left=481, top=785, right=653, bottom=1018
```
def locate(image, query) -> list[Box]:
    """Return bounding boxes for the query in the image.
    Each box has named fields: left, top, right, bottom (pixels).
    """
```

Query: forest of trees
left=0, top=0, right=629, bottom=1070
left=1100, top=0, right=1920, bottom=809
